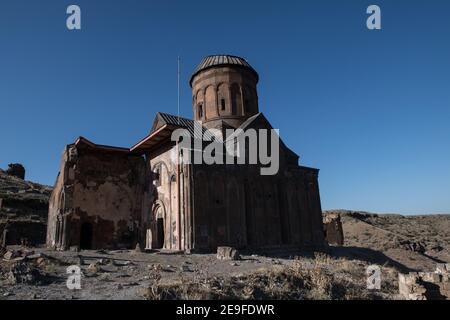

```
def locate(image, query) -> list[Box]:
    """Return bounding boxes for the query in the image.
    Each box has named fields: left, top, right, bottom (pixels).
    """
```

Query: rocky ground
left=327, top=210, right=450, bottom=272
left=0, top=246, right=401, bottom=300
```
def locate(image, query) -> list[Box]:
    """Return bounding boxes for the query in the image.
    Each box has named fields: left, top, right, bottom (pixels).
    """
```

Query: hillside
left=0, top=170, right=52, bottom=246
left=325, top=210, right=450, bottom=272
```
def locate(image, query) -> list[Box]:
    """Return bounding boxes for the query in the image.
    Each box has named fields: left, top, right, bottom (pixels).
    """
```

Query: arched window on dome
left=198, top=104, right=203, bottom=119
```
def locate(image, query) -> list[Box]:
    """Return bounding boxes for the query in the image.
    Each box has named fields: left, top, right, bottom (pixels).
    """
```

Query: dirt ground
left=0, top=245, right=402, bottom=300
left=1, top=210, right=449, bottom=300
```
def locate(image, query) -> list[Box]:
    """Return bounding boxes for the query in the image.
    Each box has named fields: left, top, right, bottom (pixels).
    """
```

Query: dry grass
left=141, top=252, right=398, bottom=300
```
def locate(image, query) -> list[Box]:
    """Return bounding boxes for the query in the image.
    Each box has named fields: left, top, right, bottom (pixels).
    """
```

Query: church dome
left=190, top=55, right=259, bottom=86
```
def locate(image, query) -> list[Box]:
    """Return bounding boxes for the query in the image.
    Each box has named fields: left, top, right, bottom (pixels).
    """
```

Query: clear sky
left=1, top=0, right=449, bottom=214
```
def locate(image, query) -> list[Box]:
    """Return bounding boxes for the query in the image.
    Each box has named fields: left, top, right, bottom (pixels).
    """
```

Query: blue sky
left=1, top=0, right=449, bottom=214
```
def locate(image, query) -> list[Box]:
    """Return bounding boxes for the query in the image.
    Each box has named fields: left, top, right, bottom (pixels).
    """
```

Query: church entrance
left=80, top=222, right=93, bottom=249
left=150, top=202, right=166, bottom=250
left=156, top=217, right=165, bottom=249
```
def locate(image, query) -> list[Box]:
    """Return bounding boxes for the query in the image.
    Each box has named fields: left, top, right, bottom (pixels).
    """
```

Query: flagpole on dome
left=177, top=56, right=181, bottom=126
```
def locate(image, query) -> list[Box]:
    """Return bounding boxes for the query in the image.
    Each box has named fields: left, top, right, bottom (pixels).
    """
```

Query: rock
left=87, top=263, right=100, bottom=274
left=98, top=273, right=113, bottom=282
left=3, top=250, right=20, bottom=261
left=26, top=253, right=43, bottom=260
left=216, top=246, right=240, bottom=261
left=69, top=246, right=80, bottom=252
left=134, top=243, right=142, bottom=253
left=124, top=282, right=139, bottom=287
left=271, top=259, right=282, bottom=265
left=7, top=262, right=45, bottom=285
left=180, top=264, right=192, bottom=272
left=5, top=163, right=25, bottom=180
left=97, top=258, right=110, bottom=265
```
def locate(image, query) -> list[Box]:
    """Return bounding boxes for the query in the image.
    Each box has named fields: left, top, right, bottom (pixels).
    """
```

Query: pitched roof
left=73, top=136, right=130, bottom=153
left=131, top=112, right=212, bottom=153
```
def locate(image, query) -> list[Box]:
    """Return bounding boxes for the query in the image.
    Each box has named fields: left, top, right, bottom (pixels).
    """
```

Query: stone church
left=47, top=55, right=325, bottom=252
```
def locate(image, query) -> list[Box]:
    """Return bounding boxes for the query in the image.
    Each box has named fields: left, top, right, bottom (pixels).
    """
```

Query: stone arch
left=227, top=176, right=245, bottom=247
left=243, top=85, right=256, bottom=115
left=230, top=83, right=242, bottom=116
left=286, top=180, right=300, bottom=244
left=217, top=83, right=229, bottom=116
left=195, top=90, right=204, bottom=120
left=152, top=200, right=167, bottom=249
left=212, top=172, right=226, bottom=246
left=151, top=161, right=170, bottom=188
left=204, top=85, right=217, bottom=119
left=195, top=170, right=210, bottom=248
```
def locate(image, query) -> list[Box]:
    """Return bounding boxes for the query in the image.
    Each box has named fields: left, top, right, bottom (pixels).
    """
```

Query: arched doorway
left=156, top=217, right=165, bottom=249
left=80, top=222, right=93, bottom=249
left=151, top=202, right=166, bottom=250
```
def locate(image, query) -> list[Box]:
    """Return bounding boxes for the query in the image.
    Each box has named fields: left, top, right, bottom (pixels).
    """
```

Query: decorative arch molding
left=152, top=200, right=167, bottom=220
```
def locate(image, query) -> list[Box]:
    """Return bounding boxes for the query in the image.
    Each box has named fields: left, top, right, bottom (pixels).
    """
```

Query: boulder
left=216, top=246, right=240, bottom=261
left=5, top=163, right=25, bottom=180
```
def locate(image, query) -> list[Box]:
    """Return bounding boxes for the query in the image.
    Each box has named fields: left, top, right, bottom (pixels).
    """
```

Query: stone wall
left=47, top=140, right=150, bottom=250
left=323, top=213, right=344, bottom=246
left=145, top=142, right=191, bottom=251
left=399, top=264, right=450, bottom=300
left=192, top=159, right=325, bottom=252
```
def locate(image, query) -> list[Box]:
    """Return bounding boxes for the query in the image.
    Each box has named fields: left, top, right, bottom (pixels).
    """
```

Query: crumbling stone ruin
left=399, top=264, right=450, bottom=300
left=0, top=169, right=51, bottom=246
left=323, top=213, right=344, bottom=246
left=5, top=164, right=25, bottom=180
left=47, top=54, right=325, bottom=252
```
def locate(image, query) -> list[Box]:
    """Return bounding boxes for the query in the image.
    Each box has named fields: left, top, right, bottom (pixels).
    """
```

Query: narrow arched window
left=198, top=104, right=203, bottom=118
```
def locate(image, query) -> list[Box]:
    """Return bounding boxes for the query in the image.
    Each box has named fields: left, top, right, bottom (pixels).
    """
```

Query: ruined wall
left=399, top=264, right=450, bottom=300
left=323, top=213, right=344, bottom=246
left=47, top=145, right=76, bottom=249
left=47, top=144, right=149, bottom=250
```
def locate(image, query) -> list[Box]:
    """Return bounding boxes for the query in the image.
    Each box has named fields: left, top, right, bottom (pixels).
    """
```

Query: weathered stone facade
left=47, top=140, right=150, bottom=250
left=47, top=55, right=325, bottom=252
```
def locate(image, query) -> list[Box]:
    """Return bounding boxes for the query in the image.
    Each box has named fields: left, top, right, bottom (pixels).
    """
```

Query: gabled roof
left=131, top=112, right=212, bottom=153
left=73, top=136, right=130, bottom=153
left=225, top=113, right=300, bottom=164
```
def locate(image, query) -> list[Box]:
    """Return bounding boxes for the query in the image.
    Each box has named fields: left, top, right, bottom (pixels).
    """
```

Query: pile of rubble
left=1, top=246, right=56, bottom=286
left=399, top=264, right=450, bottom=300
